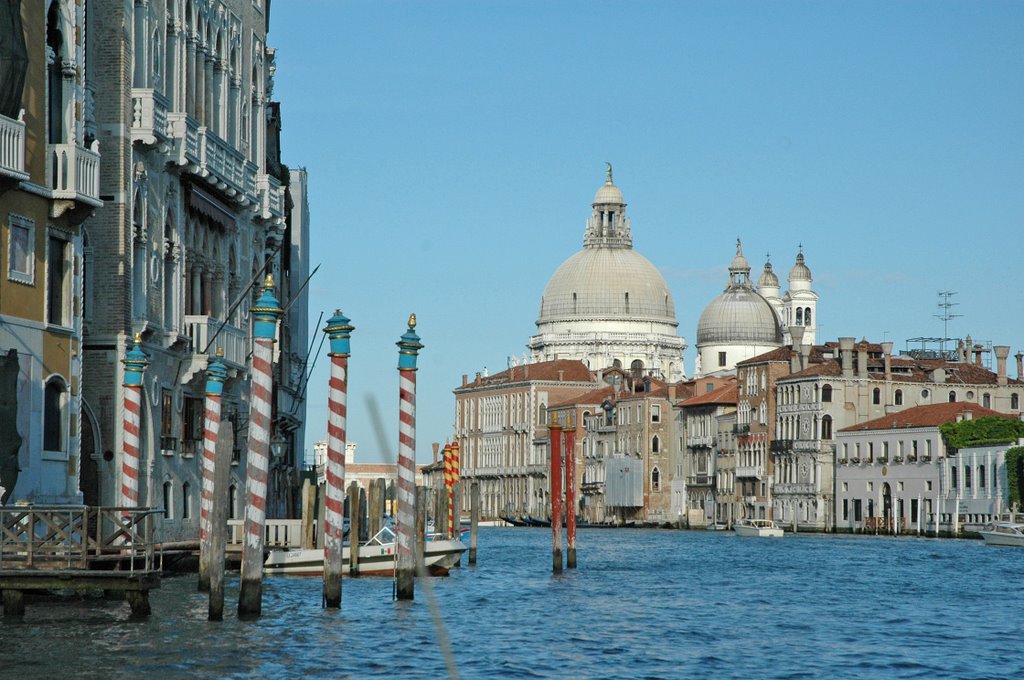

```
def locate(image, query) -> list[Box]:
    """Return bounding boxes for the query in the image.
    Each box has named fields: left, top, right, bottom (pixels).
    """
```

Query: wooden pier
left=0, top=506, right=160, bottom=618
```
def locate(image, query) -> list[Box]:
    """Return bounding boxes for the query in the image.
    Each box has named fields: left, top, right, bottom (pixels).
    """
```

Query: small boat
left=264, top=526, right=467, bottom=576
left=706, top=522, right=728, bottom=531
left=734, top=518, right=784, bottom=538
left=978, top=521, right=1024, bottom=547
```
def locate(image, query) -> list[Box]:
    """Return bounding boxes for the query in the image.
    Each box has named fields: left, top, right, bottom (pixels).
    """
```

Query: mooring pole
left=238, top=275, right=282, bottom=619
left=549, top=418, right=563, bottom=574
left=198, top=350, right=227, bottom=592
left=565, top=420, right=577, bottom=568
left=395, top=314, right=423, bottom=600
left=452, top=440, right=461, bottom=534
left=443, top=442, right=453, bottom=537
left=415, top=485, right=427, bottom=572
left=322, top=310, right=352, bottom=608
left=209, top=420, right=233, bottom=621
left=469, top=481, right=480, bottom=565
left=120, top=333, right=149, bottom=514
left=348, top=481, right=361, bottom=576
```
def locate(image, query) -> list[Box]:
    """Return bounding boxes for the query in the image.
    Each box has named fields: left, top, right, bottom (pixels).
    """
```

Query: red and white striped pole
left=395, top=314, right=423, bottom=600
left=565, top=419, right=577, bottom=569
left=198, top=349, right=227, bottom=591
left=549, top=418, right=563, bottom=574
left=120, top=333, right=149, bottom=516
left=323, top=310, right=353, bottom=609
left=451, top=439, right=461, bottom=536
left=238, top=275, right=282, bottom=619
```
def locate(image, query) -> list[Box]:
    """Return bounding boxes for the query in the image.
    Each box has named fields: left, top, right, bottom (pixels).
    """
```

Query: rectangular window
left=718, top=351, right=727, bottom=367
left=951, top=466, right=957, bottom=489
left=911, top=498, right=919, bottom=523
left=853, top=499, right=862, bottom=522
left=897, top=481, right=904, bottom=491
left=883, top=441, right=889, bottom=457
left=926, top=480, right=932, bottom=492
left=843, top=498, right=849, bottom=520
left=181, top=396, right=203, bottom=455
left=47, top=234, right=70, bottom=326
left=7, top=214, right=34, bottom=284
left=841, top=482, right=848, bottom=492
left=867, top=481, right=873, bottom=492
left=651, top=404, right=661, bottom=423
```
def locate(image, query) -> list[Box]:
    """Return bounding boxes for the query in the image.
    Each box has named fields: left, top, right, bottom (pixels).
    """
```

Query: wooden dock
left=0, top=505, right=161, bottom=617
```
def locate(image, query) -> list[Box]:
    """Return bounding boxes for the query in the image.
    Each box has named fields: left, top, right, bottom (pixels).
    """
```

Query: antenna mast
left=934, top=291, right=961, bottom=354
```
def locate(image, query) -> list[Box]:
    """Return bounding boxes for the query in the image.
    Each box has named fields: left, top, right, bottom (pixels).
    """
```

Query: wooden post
left=435, top=485, right=448, bottom=539
left=369, top=477, right=385, bottom=540
left=348, top=481, right=361, bottom=576
left=565, top=423, right=577, bottom=569
left=126, top=590, right=151, bottom=618
left=208, top=421, right=233, bottom=621
left=415, top=485, right=427, bottom=573
left=452, top=481, right=463, bottom=566
left=469, top=481, right=480, bottom=565
left=316, top=483, right=326, bottom=550
left=300, top=479, right=315, bottom=549
left=2, top=590, right=25, bottom=618
left=549, top=419, right=563, bottom=574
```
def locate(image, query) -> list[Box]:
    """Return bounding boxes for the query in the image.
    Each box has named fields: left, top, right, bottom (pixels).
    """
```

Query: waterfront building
left=0, top=1, right=99, bottom=504
left=454, top=359, right=597, bottom=519
left=834, top=402, right=1019, bottom=534
left=695, top=243, right=818, bottom=377
left=677, top=380, right=737, bottom=526
left=573, top=384, right=617, bottom=522
left=528, top=168, right=687, bottom=382
left=79, top=0, right=302, bottom=541
left=774, top=337, right=1023, bottom=531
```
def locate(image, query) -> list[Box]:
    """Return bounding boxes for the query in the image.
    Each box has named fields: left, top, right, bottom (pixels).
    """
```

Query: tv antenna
left=934, top=291, right=961, bottom=354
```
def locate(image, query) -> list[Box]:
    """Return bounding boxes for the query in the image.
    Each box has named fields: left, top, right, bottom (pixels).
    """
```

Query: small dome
left=730, top=239, right=750, bottom=274
left=789, top=251, right=812, bottom=282
left=758, top=261, right=780, bottom=290
left=697, top=287, right=783, bottom=345
left=593, top=180, right=624, bottom=205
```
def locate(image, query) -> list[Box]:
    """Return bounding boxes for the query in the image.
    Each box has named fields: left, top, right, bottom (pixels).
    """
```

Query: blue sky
left=269, top=1, right=1024, bottom=464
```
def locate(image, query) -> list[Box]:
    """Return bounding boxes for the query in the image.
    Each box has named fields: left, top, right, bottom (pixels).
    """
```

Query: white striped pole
left=395, top=314, right=423, bottom=600
left=323, top=311, right=353, bottom=609
left=198, top=349, right=227, bottom=592
left=239, top=275, right=282, bottom=619
left=120, top=333, right=149, bottom=516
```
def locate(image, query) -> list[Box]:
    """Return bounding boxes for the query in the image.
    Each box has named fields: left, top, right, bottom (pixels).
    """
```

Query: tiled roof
left=549, top=385, right=616, bottom=409
left=456, top=359, right=593, bottom=390
left=838, top=402, right=1016, bottom=432
left=679, top=382, right=738, bottom=407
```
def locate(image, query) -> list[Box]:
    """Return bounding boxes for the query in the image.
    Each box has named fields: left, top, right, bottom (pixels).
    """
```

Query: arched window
left=821, top=384, right=832, bottom=403
left=872, top=387, right=880, bottom=405
left=182, top=482, right=191, bottom=519
left=43, top=378, right=67, bottom=452
left=821, top=415, right=833, bottom=440
left=948, top=391, right=957, bottom=403
left=651, top=467, right=661, bottom=492
left=894, top=389, right=903, bottom=406
left=652, top=435, right=660, bottom=453
left=163, top=481, right=173, bottom=519
left=796, top=307, right=803, bottom=325
left=631, top=359, right=644, bottom=379
left=804, top=308, right=812, bottom=326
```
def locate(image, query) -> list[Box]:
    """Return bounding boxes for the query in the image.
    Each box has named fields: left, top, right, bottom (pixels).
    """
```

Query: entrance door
left=882, top=482, right=892, bottom=530
left=79, top=407, right=99, bottom=506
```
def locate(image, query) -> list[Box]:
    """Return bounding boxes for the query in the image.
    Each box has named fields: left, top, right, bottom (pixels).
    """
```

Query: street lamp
left=270, top=432, right=288, bottom=461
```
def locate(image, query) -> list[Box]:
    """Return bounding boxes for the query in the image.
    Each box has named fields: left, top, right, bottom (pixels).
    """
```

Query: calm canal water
left=3, top=528, right=1023, bottom=678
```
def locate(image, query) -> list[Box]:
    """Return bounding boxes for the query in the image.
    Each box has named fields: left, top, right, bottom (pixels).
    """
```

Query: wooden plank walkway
left=0, top=505, right=161, bottom=617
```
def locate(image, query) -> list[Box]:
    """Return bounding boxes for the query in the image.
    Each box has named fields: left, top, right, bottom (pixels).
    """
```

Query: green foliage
left=1007, top=447, right=1024, bottom=511
left=939, top=417, right=1024, bottom=450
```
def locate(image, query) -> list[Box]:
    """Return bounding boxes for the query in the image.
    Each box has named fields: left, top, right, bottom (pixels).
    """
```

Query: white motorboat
left=978, top=521, right=1024, bottom=547
left=264, top=526, right=467, bottom=576
left=733, top=518, right=784, bottom=538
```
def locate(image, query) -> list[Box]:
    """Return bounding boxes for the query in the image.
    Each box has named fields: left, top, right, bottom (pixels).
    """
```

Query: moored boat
left=978, top=521, right=1024, bottom=547
left=734, top=518, right=784, bottom=537
left=264, top=526, right=467, bottom=576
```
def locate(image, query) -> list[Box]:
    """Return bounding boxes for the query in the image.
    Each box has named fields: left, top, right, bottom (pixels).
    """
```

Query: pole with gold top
left=322, top=310, right=353, bottom=609
left=238, top=275, right=282, bottom=619
left=395, top=313, right=423, bottom=600
left=198, top=348, right=227, bottom=591
left=120, top=333, right=149, bottom=513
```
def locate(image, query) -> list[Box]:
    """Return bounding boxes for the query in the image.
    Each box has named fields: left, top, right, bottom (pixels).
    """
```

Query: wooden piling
left=469, top=481, right=480, bottom=565
left=549, top=420, right=563, bottom=574
left=415, top=485, right=426, bottom=573
left=300, top=479, right=315, bottom=549
left=208, top=421, right=233, bottom=621
left=452, top=481, right=463, bottom=566
left=435, top=485, right=448, bottom=539
left=2, top=589, right=24, bottom=618
left=348, top=482, right=361, bottom=576
left=369, top=477, right=385, bottom=540
left=565, top=423, right=577, bottom=569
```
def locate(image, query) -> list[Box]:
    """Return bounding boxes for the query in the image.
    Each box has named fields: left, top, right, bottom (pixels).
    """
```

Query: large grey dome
left=539, top=247, right=676, bottom=323
left=697, top=286, right=782, bottom=345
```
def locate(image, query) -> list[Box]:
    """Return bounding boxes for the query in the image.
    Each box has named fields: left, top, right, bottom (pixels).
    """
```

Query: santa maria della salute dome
left=528, top=166, right=688, bottom=381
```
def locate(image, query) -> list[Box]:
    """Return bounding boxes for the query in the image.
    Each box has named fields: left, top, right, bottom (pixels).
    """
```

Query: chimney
left=1016, top=351, right=1023, bottom=381
left=956, top=339, right=966, bottom=363
left=857, top=344, right=868, bottom=379
left=558, top=370, right=564, bottom=381
left=432, top=442, right=439, bottom=465
left=881, top=341, right=893, bottom=381
left=839, top=337, right=855, bottom=378
left=475, top=371, right=481, bottom=382
left=462, top=374, right=468, bottom=387
left=790, top=326, right=806, bottom=371
left=669, top=383, right=676, bottom=400
left=994, top=345, right=1010, bottom=385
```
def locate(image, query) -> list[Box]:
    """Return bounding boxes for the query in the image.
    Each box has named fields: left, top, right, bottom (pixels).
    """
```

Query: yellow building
left=0, top=1, right=100, bottom=504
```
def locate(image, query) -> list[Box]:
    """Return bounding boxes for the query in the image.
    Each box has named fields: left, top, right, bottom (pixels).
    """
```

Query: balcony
left=687, top=435, right=713, bottom=448
left=0, top=110, right=27, bottom=181
left=688, top=474, right=713, bottom=487
left=184, top=315, right=248, bottom=370
left=47, top=142, right=102, bottom=207
left=735, top=465, right=763, bottom=479
left=256, top=173, right=285, bottom=224
left=168, top=113, right=258, bottom=205
left=130, top=89, right=169, bottom=146
left=770, top=439, right=794, bottom=453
